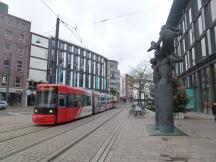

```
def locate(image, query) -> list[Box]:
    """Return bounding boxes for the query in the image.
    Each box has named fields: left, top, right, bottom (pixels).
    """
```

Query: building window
left=18, top=47, right=24, bottom=57
left=52, top=40, right=55, bottom=46
left=5, top=30, right=13, bottom=39
left=198, top=16, right=203, bottom=35
left=94, top=62, right=96, bottom=74
left=187, top=51, right=191, bottom=69
left=16, top=61, right=23, bottom=71
left=182, top=39, right=186, bottom=53
left=80, top=57, right=84, bottom=71
left=207, top=29, right=212, bottom=55
left=197, top=0, right=202, bottom=11
left=182, top=20, right=185, bottom=33
left=0, top=16, right=6, bottom=23
left=60, top=42, right=65, bottom=50
left=3, top=59, right=9, bottom=69
left=59, top=52, right=65, bottom=67
left=210, top=0, right=216, bottom=21
left=192, top=48, right=195, bottom=66
left=16, top=77, right=21, bottom=88
left=214, top=64, right=216, bottom=87
left=189, top=8, right=192, bottom=24
left=74, top=47, right=78, bottom=54
left=185, top=55, right=188, bottom=70
left=51, top=49, right=55, bottom=58
left=19, top=34, right=25, bottom=42
left=201, top=8, right=206, bottom=31
left=0, top=75, right=7, bottom=87
left=214, top=26, right=216, bottom=51
left=8, top=19, right=12, bottom=25
left=15, top=21, right=19, bottom=27
left=189, top=29, right=193, bottom=45
left=22, top=22, right=26, bottom=28
left=201, top=37, right=207, bottom=57
left=5, top=43, right=11, bottom=52
left=68, top=45, right=74, bottom=52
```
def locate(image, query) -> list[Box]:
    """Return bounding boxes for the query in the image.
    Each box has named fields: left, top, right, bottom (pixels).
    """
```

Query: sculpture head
left=147, top=41, right=160, bottom=52
left=160, top=24, right=182, bottom=40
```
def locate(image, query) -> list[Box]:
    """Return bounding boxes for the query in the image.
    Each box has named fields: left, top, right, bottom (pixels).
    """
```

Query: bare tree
left=129, top=61, right=152, bottom=101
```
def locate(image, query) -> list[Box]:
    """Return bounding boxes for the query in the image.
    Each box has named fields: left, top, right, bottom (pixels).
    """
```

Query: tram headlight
left=49, top=109, right=53, bottom=113
left=34, top=109, right=38, bottom=113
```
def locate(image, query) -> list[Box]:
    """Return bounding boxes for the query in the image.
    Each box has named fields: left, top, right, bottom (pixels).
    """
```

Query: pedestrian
left=211, top=101, right=216, bottom=122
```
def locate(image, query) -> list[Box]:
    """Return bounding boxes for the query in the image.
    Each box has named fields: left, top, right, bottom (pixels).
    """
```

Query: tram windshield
left=35, top=86, right=57, bottom=108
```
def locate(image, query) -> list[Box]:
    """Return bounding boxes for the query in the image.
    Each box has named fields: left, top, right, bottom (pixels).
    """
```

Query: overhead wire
left=39, top=0, right=171, bottom=57
left=62, top=22, right=86, bottom=48
left=39, top=0, right=86, bottom=47
left=40, top=0, right=58, bottom=17
left=74, top=3, right=171, bottom=29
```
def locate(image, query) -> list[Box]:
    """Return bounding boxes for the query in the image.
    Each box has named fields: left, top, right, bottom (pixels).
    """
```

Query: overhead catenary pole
left=54, top=16, right=60, bottom=84
left=6, top=52, right=12, bottom=103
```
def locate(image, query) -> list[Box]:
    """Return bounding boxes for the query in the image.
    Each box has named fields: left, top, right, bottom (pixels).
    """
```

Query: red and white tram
left=32, top=84, right=117, bottom=125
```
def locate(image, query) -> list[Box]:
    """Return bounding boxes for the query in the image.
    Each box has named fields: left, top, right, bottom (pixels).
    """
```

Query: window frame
left=15, top=77, right=21, bottom=88
left=16, top=61, right=23, bottom=71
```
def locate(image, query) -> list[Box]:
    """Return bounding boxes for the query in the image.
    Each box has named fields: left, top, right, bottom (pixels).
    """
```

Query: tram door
left=57, top=93, right=67, bottom=123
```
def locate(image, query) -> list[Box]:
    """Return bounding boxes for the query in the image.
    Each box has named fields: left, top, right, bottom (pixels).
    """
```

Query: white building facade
left=26, top=33, right=49, bottom=106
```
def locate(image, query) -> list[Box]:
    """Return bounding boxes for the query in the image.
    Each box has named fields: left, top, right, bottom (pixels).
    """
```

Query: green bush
left=147, top=105, right=155, bottom=112
left=172, top=79, right=190, bottom=113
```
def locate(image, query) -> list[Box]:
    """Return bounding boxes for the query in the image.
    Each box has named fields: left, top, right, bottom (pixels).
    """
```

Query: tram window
left=76, top=95, right=82, bottom=107
left=86, top=96, right=91, bottom=106
left=81, top=96, right=86, bottom=106
left=59, top=94, right=65, bottom=107
left=66, top=94, right=76, bottom=107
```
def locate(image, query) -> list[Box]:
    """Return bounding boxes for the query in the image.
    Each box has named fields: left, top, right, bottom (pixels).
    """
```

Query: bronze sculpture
left=148, top=24, right=183, bottom=133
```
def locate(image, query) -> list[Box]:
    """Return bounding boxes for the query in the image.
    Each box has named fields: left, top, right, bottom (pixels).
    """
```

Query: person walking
left=211, top=101, right=216, bottom=122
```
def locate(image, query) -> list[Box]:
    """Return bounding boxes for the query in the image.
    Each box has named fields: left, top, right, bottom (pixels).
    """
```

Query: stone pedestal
left=158, top=81, right=174, bottom=133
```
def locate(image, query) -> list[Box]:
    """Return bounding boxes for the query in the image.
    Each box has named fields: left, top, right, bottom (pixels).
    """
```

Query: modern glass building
left=107, top=60, right=120, bottom=96
left=48, top=37, right=108, bottom=93
left=167, top=0, right=216, bottom=113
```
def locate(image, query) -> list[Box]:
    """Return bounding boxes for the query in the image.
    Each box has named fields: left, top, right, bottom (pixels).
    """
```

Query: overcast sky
left=1, top=0, right=173, bottom=74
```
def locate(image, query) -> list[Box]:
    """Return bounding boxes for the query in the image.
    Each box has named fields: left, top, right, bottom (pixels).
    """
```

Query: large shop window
left=201, top=38, right=207, bottom=57
left=197, top=0, right=202, bottom=11
left=210, top=0, right=216, bottom=21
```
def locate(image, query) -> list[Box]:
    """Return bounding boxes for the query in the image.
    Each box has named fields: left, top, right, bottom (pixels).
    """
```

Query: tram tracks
left=0, top=124, right=34, bottom=134
left=0, top=125, right=49, bottom=142
left=44, top=109, right=126, bottom=162
left=0, top=108, right=122, bottom=161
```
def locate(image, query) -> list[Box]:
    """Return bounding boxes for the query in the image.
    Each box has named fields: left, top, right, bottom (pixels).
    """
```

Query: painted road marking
left=8, top=112, right=23, bottom=116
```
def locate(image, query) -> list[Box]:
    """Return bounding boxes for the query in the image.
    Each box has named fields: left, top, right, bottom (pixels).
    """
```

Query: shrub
left=172, top=79, right=190, bottom=113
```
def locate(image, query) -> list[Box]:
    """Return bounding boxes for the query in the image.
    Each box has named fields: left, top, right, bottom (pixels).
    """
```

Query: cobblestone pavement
left=0, top=108, right=122, bottom=162
left=0, top=104, right=216, bottom=162
left=105, top=109, right=216, bottom=162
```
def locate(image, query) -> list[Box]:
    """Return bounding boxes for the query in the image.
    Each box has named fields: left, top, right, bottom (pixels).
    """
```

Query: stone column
left=155, top=85, right=159, bottom=129
left=158, top=80, right=174, bottom=133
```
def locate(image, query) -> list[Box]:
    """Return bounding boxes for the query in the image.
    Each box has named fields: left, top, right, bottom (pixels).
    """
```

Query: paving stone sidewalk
left=106, top=106, right=216, bottom=162
left=4, top=106, right=33, bottom=112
